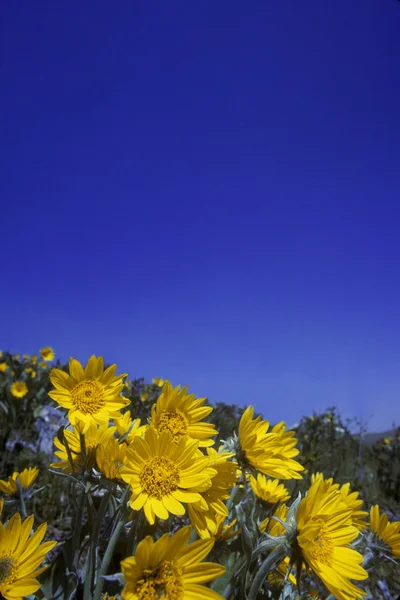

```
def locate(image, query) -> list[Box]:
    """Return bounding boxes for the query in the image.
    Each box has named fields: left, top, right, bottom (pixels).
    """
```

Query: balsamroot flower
left=121, top=525, right=225, bottom=600
left=0, top=513, right=57, bottom=600
left=250, top=474, right=290, bottom=503
left=114, top=411, right=147, bottom=443
left=39, top=346, right=55, bottom=362
left=311, top=473, right=368, bottom=530
left=238, top=406, right=304, bottom=479
left=0, top=467, right=39, bottom=495
left=10, top=381, right=28, bottom=398
left=96, top=437, right=128, bottom=480
left=0, top=362, right=8, bottom=373
left=150, top=381, right=218, bottom=446
left=370, top=505, right=400, bottom=558
left=120, top=427, right=217, bottom=525
left=49, top=356, right=129, bottom=432
left=296, top=478, right=368, bottom=600
left=51, top=423, right=117, bottom=473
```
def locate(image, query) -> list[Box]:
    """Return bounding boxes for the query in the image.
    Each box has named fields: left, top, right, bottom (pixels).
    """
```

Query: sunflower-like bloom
left=121, top=525, right=225, bottom=600
left=188, top=448, right=238, bottom=538
left=152, top=377, right=165, bottom=387
left=250, top=474, right=290, bottom=504
left=49, top=356, right=129, bottom=432
left=0, top=467, right=39, bottom=495
left=370, top=505, right=400, bottom=558
left=114, top=411, right=147, bottom=444
left=0, top=513, right=57, bottom=600
left=0, top=362, right=8, bottom=373
left=311, top=473, right=368, bottom=530
left=96, top=438, right=127, bottom=480
left=10, top=381, right=28, bottom=398
left=39, top=346, right=55, bottom=362
left=121, top=428, right=217, bottom=525
left=150, top=381, right=218, bottom=447
left=51, top=423, right=117, bottom=473
left=238, top=406, right=304, bottom=480
left=296, top=478, right=368, bottom=600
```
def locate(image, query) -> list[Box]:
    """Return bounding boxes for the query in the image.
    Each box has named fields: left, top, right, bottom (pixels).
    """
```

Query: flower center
left=0, top=555, right=16, bottom=584
left=140, top=458, right=180, bottom=499
left=157, top=411, right=188, bottom=440
left=136, top=560, right=184, bottom=599
left=308, top=524, right=334, bottom=565
left=71, top=381, right=105, bottom=414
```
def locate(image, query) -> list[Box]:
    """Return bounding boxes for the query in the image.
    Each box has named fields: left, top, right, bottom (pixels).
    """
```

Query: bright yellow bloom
left=31, top=355, right=37, bottom=365
left=296, top=478, right=368, bottom=600
left=96, top=438, right=127, bottom=480
left=101, top=595, right=117, bottom=600
left=311, top=473, right=368, bottom=530
left=0, top=468, right=40, bottom=495
left=152, top=377, right=165, bottom=387
left=250, top=474, right=290, bottom=503
left=383, top=437, right=392, bottom=445
left=188, top=448, right=238, bottom=538
left=150, top=381, right=218, bottom=447
left=238, top=406, right=304, bottom=479
left=140, top=391, right=149, bottom=402
left=10, top=381, right=28, bottom=398
left=0, top=362, right=8, bottom=373
left=121, top=427, right=217, bottom=525
left=121, top=525, right=225, bottom=600
left=0, top=513, right=57, bottom=600
left=114, top=411, right=148, bottom=444
left=49, top=356, right=129, bottom=433
left=51, top=423, right=117, bottom=473
left=39, top=361, right=48, bottom=369
left=31, top=370, right=37, bottom=378
left=39, top=346, right=55, bottom=361
left=211, top=515, right=240, bottom=542
left=370, top=505, right=400, bottom=558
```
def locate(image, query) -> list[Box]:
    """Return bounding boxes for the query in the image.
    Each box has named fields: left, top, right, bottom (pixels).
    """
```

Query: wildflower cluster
left=0, top=349, right=399, bottom=599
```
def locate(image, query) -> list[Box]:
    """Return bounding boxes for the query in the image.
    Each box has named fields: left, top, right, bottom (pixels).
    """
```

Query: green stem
left=83, top=492, right=110, bottom=600
left=72, top=487, right=86, bottom=572
left=93, top=487, right=130, bottom=600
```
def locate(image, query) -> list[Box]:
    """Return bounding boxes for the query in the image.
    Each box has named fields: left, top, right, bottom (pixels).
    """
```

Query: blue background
left=2, top=1, right=400, bottom=431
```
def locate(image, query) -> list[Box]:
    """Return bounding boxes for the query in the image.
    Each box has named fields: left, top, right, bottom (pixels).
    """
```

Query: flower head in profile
left=51, top=423, right=117, bottom=473
left=121, top=427, right=217, bottom=525
left=212, top=515, right=240, bottom=543
left=121, top=525, right=225, bottom=600
left=0, top=467, right=39, bottom=495
left=0, top=513, right=57, bottom=600
left=10, top=381, right=28, bottom=398
left=152, top=377, right=165, bottom=387
left=49, top=356, right=129, bottom=432
left=0, top=362, right=8, bottom=373
left=311, top=473, right=368, bottom=530
left=150, top=381, right=218, bottom=447
left=96, top=438, right=128, bottom=480
left=114, top=411, right=148, bottom=444
left=188, top=448, right=238, bottom=538
left=296, top=478, right=368, bottom=600
left=370, top=505, right=400, bottom=558
left=39, top=346, right=55, bottom=362
left=250, top=474, right=290, bottom=504
left=238, top=406, right=304, bottom=479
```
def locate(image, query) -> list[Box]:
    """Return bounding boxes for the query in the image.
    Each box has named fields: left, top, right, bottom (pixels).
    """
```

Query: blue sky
left=2, top=1, right=400, bottom=432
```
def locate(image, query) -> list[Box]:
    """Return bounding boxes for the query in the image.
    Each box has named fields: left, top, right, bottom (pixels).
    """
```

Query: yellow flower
left=31, top=370, right=37, bottom=378
left=140, top=391, right=149, bottom=402
left=31, top=355, right=37, bottom=365
left=250, top=474, right=290, bottom=503
left=150, top=381, right=218, bottom=447
left=22, top=354, right=30, bottom=362
left=383, top=437, right=392, bottom=445
left=121, top=525, right=225, bottom=600
left=0, top=362, right=8, bottom=373
left=0, top=467, right=39, bottom=495
left=10, top=381, right=28, bottom=398
left=39, top=361, right=48, bottom=369
left=238, top=406, right=304, bottom=479
left=101, top=595, right=117, bottom=600
left=39, top=346, right=55, bottom=361
left=188, top=448, right=238, bottom=538
left=51, top=423, right=117, bottom=473
left=152, top=377, right=165, bottom=387
left=311, top=473, right=368, bottom=530
left=0, top=513, right=57, bottom=600
left=121, top=427, right=217, bottom=525
left=370, top=505, right=400, bottom=558
left=213, top=515, right=241, bottom=542
left=49, top=356, right=129, bottom=432
left=114, top=411, right=148, bottom=444
left=96, top=438, right=127, bottom=480
left=296, top=478, right=368, bottom=600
